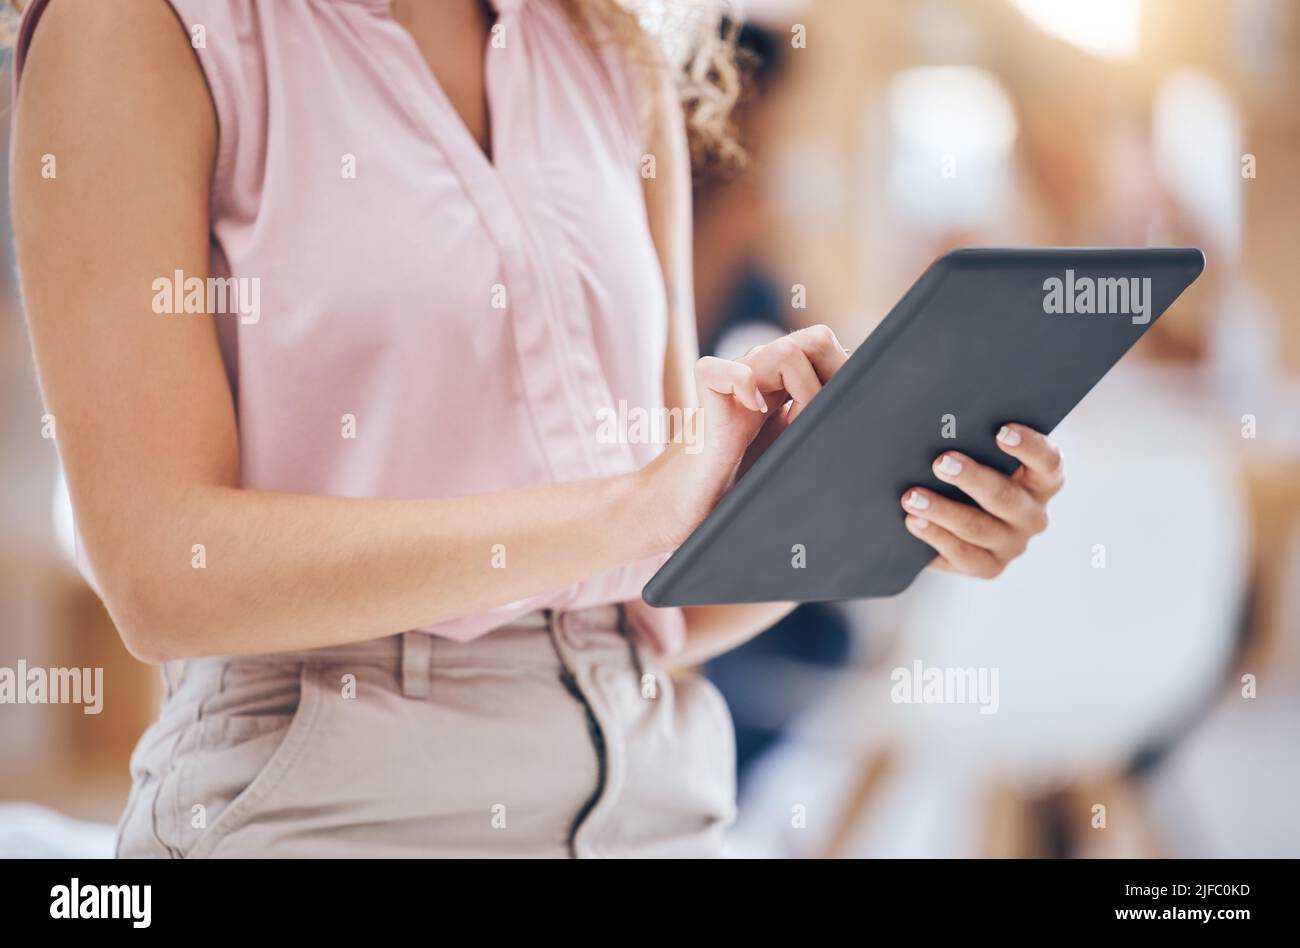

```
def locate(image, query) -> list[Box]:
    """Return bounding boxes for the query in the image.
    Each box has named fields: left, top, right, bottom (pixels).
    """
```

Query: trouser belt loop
left=400, top=630, right=433, bottom=699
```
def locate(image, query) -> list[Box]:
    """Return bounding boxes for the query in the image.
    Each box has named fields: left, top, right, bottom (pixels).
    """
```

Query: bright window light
left=1153, top=69, right=1243, bottom=254
left=884, top=66, right=1018, bottom=233
left=1008, top=0, right=1141, bottom=59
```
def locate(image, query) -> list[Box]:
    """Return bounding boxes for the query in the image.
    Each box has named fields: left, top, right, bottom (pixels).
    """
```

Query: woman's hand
left=646, top=325, right=847, bottom=549
left=900, top=424, right=1065, bottom=578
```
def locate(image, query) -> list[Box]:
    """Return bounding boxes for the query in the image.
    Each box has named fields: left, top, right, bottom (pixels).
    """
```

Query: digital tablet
left=642, top=247, right=1206, bottom=608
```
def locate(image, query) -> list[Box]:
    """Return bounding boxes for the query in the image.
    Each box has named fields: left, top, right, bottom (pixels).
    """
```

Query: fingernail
left=936, top=454, right=963, bottom=476
left=905, top=490, right=930, bottom=510
left=910, top=517, right=929, bottom=530
left=997, top=426, right=1021, bottom=447
left=756, top=388, right=767, bottom=413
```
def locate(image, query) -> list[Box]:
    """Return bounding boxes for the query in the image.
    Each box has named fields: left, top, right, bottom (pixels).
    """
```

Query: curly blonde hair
left=5, top=0, right=743, bottom=174
left=567, top=0, right=744, bottom=175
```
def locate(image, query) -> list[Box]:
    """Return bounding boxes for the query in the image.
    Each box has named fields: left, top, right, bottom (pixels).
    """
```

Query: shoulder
left=16, top=0, right=206, bottom=81
left=15, top=0, right=268, bottom=208
left=15, top=0, right=215, bottom=142
left=11, top=0, right=220, bottom=236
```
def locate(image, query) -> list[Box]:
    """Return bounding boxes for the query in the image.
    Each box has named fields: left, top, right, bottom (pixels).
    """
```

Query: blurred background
left=2, top=0, right=1298, bottom=857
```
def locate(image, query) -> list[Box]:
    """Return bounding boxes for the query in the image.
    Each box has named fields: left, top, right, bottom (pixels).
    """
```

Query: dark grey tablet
left=643, top=247, right=1205, bottom=608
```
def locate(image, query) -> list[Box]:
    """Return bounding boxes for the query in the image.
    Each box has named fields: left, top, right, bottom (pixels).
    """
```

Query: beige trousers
left=117, top=606, right=736, bottom=858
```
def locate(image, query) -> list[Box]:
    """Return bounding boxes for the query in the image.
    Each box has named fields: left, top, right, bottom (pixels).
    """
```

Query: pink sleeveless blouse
left=15, top=0, right=686, bottom=654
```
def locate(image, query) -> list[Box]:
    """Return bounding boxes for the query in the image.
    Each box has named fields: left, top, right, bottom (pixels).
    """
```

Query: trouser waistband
left=168, top=604, right=638, bottom=700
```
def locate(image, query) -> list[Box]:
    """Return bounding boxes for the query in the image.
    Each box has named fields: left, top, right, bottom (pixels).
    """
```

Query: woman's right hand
left=644, top=325, right=849, bottom=550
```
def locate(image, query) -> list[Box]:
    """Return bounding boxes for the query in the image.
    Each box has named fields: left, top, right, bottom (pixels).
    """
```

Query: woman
left=10, top=0, right=1064, bottom=858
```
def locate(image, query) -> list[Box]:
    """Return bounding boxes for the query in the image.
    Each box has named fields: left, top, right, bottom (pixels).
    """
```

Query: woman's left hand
left=900, top=424, right=1065, bottom=579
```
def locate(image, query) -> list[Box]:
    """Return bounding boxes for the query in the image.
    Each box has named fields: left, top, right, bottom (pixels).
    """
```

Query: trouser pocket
left=147, top=662, right=321, bottom=858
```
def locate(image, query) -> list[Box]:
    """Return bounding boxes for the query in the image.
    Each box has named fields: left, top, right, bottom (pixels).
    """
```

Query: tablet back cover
left=643, top=248, right=1205, bottom=607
